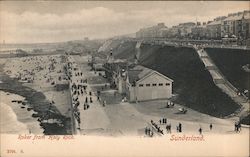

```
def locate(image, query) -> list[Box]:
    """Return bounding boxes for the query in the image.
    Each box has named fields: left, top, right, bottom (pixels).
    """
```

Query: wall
left=135, top=72, right=172, bottom=101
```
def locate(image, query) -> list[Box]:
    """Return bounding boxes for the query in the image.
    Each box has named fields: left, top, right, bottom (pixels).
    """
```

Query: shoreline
left=0, top=62, right=72, bottom=135
left=0, top=91, right=43, bottom=134
left=0, top=101, right=29, bottom=134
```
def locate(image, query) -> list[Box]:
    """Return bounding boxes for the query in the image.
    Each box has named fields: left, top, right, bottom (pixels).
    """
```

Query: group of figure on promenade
left=66, top=59, right=94, bottom=128
left=145, top=117, right=217, bottom=137
left=145, top=119, right=173, bottom=137
left=150, top=120, right=164, bottom=135
left=235, top=121, right=242, bottom=133
left=145, top=127, right=154, bottom=137
left=166, top=101, right=175, bottom=108
left=65, top=56, right=110, bottom=129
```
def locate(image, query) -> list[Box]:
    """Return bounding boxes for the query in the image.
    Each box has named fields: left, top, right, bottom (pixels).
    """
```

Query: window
left=166, top=83, right=170, bottom=86
left=146, top=84, right=150, bottom=87
left=159, top=83, right=163, bottom=86
left=152, top=83, right=157, bottom=86
left=139, top=84, right=144, bottom=87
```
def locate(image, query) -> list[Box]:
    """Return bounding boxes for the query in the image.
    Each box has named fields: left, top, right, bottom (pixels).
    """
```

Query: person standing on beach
left=209, top=123, right=213, bottom=130
left=178, top=123, right=182, bottom=132
left=234, top=122, right=238, bottom=132
left=199, top=127, right=202, bottom=135
left=85, top=97, right=88, bottom=103
left=238, top=123, right=241, bottom=132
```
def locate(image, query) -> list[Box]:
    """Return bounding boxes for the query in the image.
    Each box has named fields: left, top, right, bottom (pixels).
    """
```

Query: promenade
left=65, top=54, right=248, bottom=137
left=66, top=55, right=110, bottom=135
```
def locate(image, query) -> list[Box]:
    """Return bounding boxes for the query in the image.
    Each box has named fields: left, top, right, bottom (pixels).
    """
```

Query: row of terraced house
left=136, top=10, right=250, bottom=45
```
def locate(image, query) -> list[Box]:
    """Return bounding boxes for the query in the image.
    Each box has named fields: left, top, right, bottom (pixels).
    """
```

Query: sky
left=0, top=1, right=249, bottom=43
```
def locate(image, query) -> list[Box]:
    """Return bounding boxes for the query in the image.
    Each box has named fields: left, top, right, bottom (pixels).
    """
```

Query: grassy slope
left=205, top=48, right=250, bottom=97
left=113, top=41, right=137, bottom=61
left=139, top=44, right=239, bottom=117
left=98, top=40, right=137, bottom=61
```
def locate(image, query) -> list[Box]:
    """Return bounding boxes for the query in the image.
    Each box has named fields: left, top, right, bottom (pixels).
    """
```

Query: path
left=68, top=55, right=248, bottom=137
left=194, top=46, right=249, bottom=119
left=67, top=55, right=110, bottom=134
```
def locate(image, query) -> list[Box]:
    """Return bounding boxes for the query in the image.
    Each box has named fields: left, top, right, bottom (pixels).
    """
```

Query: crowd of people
left=65, top=57, right=90, bottom=129
left=150, top=120, right=164, bottom=135
left=65, top=56, right=109, bottom=130
left=235, top=121, right=242, bottom=133
left=144, top=117, right=220, bottom=137
left=4, top=55, right=70, bottom=126
left=166, top=101, right=175, bottom=108
left=145, top=127, right=154, bottom=137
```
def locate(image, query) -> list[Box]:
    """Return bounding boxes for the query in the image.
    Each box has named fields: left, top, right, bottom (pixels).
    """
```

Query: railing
left=64, top=56, right=77, bottom=135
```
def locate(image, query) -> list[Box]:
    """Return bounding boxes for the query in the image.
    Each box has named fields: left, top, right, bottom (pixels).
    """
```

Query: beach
left=0, top=55, right=72, bottom=135
left=0, top=91, right=43, bottom=134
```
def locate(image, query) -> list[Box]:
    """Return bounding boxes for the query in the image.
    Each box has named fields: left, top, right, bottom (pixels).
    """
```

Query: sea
left=0, top=90, right=44, bottom=134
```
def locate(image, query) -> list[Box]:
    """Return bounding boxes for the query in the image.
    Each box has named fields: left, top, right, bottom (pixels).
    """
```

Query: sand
left=0, top=55, right=72, bottom=135
left=0, top=91, right=43, bottom=134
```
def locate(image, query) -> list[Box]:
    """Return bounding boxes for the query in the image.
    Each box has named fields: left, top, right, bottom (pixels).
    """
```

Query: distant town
left=135, top=10, right=250, bottom=46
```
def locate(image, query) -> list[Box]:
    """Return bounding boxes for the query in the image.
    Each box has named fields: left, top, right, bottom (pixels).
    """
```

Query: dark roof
left=128, top=65, right=153, bottom=84
left=207, top=20, right=221, bottom=26
left=103, top=62, right=128, bottom=73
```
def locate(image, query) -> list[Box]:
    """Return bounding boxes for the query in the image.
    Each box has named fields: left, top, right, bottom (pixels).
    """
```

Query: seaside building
left=206, top=16, right=226, bottom=39
left=165, top=26, right=179, bottom=38
left=136, top=23, right=168, bottom=38
left=221, top=11, right=250, bottom=39
left=126, top=65, right=173, bottom=102
left=103, top=61, right=128, bottom=91
left=191, top=25, right=208, bottom=40
left=176, top=22, right=196, bottom=37
left=89, top=55, right=107, bottom=71
left=241, top=11, right=250, bottom=41
left=103, top=62, right=173, bottom=102
left=134, top=10, right=250, bottom=46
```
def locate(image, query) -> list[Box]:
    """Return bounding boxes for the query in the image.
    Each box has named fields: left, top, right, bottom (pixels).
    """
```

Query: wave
left=0, top=102, right=29, bottom=134
left=0, top=91, right=44, bottom=134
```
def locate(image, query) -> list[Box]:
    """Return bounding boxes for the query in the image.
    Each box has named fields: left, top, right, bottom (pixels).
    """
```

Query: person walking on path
left=238, top=122, right=241, bottom=132
left=235, top=122, right=238, bottom=132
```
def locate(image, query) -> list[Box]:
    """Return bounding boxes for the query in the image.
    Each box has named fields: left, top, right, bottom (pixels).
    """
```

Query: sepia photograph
left=0, top=1, right=249, bottom=156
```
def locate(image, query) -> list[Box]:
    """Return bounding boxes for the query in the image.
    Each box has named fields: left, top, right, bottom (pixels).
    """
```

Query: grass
left=113, top=41, right=137, bottom=61
left=99, top=39, right=137, bottom=61
left=139, top=44, right=239, bottom=117
left=205, top=48, right=250, bottom=97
